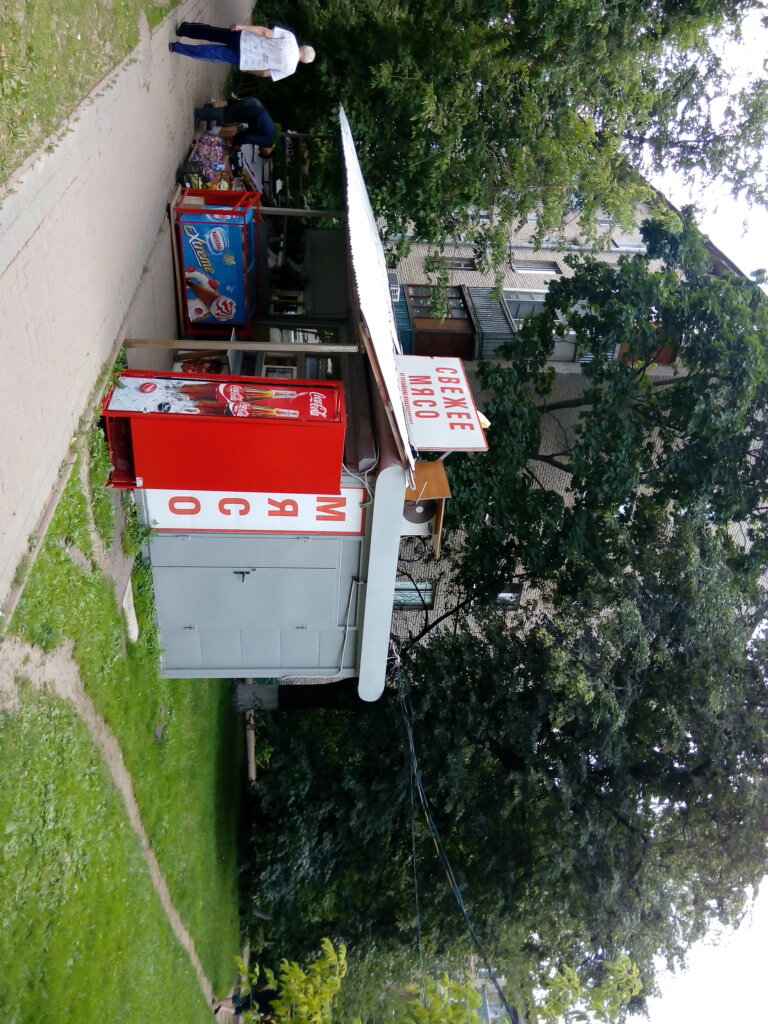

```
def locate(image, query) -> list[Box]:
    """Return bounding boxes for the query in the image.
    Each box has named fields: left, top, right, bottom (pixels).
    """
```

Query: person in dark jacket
left=195, top=97, right=276, bottom=156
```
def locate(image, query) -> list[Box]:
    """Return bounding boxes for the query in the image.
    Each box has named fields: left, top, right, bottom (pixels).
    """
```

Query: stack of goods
left=172, top=352, right=230, bottom=375
left=178, top=133, right=233, bottom=190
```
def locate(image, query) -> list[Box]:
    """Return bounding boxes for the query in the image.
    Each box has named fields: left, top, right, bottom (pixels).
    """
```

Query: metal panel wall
left=151, top=533, right=364, bottom=677
left=304, top=229, right=349, bottom=314
left=148, top=534, right=342, bottom=569
left=468, top=287, right=515, bottom=358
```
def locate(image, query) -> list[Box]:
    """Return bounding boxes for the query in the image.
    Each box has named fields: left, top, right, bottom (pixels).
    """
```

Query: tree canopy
left=247, top=507, right=768, bottom=1017
left=402, top=510, right=768, bottom=992
left=244, top=212, right=768, bottom=1019
left=446, top=208, right=768, bottom=601
left=249, top=0, right=768, bottom=255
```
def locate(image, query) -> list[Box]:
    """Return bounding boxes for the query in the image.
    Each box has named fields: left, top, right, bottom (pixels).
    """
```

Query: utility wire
left=409, top=755, right=427, bottom=1006
left=390, top=644, right=521, bottom=1024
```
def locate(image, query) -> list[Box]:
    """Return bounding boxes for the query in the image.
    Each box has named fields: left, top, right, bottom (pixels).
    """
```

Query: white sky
left=644, top=12, right=768, bottom=1023
left=646, top=881, right=768, bottom=1023
left=650, top=10, right=768, bottom=283
left=685, top=187, right=768, bottom=280
left=651, top=169, right=768, bottom=283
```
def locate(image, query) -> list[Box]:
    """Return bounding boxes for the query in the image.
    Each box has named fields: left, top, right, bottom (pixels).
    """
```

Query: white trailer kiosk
left=121, top=109, right=486, bottom=701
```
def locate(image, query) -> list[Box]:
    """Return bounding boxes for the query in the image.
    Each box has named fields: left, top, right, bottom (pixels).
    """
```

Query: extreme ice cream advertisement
left=106, top=375, right=341, bottom=422
left=178, top=211, right=254, bottom=327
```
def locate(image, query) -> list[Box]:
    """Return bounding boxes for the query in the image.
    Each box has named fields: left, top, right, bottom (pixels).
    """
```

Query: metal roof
left=339, top=106, right=417, bottom=478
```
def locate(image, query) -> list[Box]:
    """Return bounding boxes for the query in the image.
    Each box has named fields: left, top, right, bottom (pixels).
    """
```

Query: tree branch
left=399, top=592, right=476, bottom=653
left=531, top=453, right=574, bottom=475
left=537, top=396, right=594, bottom=413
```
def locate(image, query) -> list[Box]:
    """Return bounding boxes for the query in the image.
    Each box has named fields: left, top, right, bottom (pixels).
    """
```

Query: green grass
left=0, top=0, right=176, bottom=183
left=0, top=684, right=215, bottom=1024
left=9, top=450, right=243, bottom=999
left=52, top=453, right=94, bottom=558
left=88, top=424, right=116, bottom=549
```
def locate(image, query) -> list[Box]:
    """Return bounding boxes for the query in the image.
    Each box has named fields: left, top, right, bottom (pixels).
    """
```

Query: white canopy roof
left=339, top=106, right=417, bottom=478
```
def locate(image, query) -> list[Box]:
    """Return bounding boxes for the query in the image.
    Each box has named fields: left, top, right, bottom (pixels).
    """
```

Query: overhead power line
left=390, top=645, right=522, bottom=1024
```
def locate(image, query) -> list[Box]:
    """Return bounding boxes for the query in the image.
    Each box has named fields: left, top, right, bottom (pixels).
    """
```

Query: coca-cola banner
left=141, top=487, right=365, bottom=534
left=106, top=375, right=341, bottom=423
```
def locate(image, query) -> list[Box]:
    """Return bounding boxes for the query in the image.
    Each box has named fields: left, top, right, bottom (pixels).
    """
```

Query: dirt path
left=1, top=635, right=214, bottom=1004
left=1, top=445, right=217, bottom=1010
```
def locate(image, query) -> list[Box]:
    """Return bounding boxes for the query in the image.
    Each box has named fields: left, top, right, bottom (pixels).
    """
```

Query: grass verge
left=8, top=448, right=243, bottom=997
left=1, top=1, right=176, bottom=184
left=0, top=683, right=215, bottom=1024
left=88, top=424, right=116, bottom=549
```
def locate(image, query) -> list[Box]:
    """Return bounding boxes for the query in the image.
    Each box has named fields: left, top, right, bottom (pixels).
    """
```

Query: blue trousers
left=171, top=23, right=241, bottom=65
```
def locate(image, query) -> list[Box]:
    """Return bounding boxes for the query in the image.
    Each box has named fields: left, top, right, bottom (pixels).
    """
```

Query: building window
left=497, top=583, right=522, bottom=608
left=503, top=289, right=549, bottom=329
left=406, top=285, right=469, bottom=319
left=443, top=256, right=477, bottom=271
left=612, top=237, right=647, bottom=253
left=503, top=289, right=584, bottom=361
left=393, top=580, right=435, bottom=609
left=511, top=260, right=561, bottom=275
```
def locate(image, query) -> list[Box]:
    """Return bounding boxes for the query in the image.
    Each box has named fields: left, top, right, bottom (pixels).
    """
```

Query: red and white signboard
left=395, top=356, right=488, bottom=451
left=142, top=487, right=366, bottom=534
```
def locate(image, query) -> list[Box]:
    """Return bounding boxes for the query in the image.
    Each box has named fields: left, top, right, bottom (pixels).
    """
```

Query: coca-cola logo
left=309, top=392, right=328, bottom=419
left=221, top=383, right=245, bottom=402
left=139, top=382, right=157, bottom=393
left=228, top=401, right=250, bottom=417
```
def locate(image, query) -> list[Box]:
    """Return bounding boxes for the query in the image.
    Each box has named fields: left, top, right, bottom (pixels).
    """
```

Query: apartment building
left=389, top=199, right=744, bottom=639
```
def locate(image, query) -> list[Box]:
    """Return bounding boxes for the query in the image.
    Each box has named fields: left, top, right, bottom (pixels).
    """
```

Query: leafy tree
left=446, top=208, right=768, bottom=600
left=236, top=938, right=347, bottom=1024
left=396, top=507, right=768, bottom=1006
left=538, top=955, right=642, bottom=1024
left=244, top=211, right=768, bottom=1016
left=235, top=941, right=484, bottom=1024
left=390, top=974, right=483, bottom=1024
left=245, top=0, right=768, bottom=257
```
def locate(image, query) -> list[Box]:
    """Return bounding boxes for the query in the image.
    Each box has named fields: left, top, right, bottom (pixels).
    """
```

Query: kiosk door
left=148, top=534, right=363, bottom=677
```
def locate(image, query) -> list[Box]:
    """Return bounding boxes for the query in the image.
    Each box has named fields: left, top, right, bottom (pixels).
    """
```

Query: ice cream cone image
left=186, top=270, right=220, bottom=308
left=187, top=296, right=210, bottom=322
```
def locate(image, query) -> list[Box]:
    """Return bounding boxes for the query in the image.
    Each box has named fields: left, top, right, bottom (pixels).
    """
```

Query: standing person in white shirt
left=170, top=22, right=315, bottom=81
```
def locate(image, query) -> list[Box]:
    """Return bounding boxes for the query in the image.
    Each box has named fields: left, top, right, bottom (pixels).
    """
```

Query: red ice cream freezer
left=102, top=370, right=346, bottom=494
